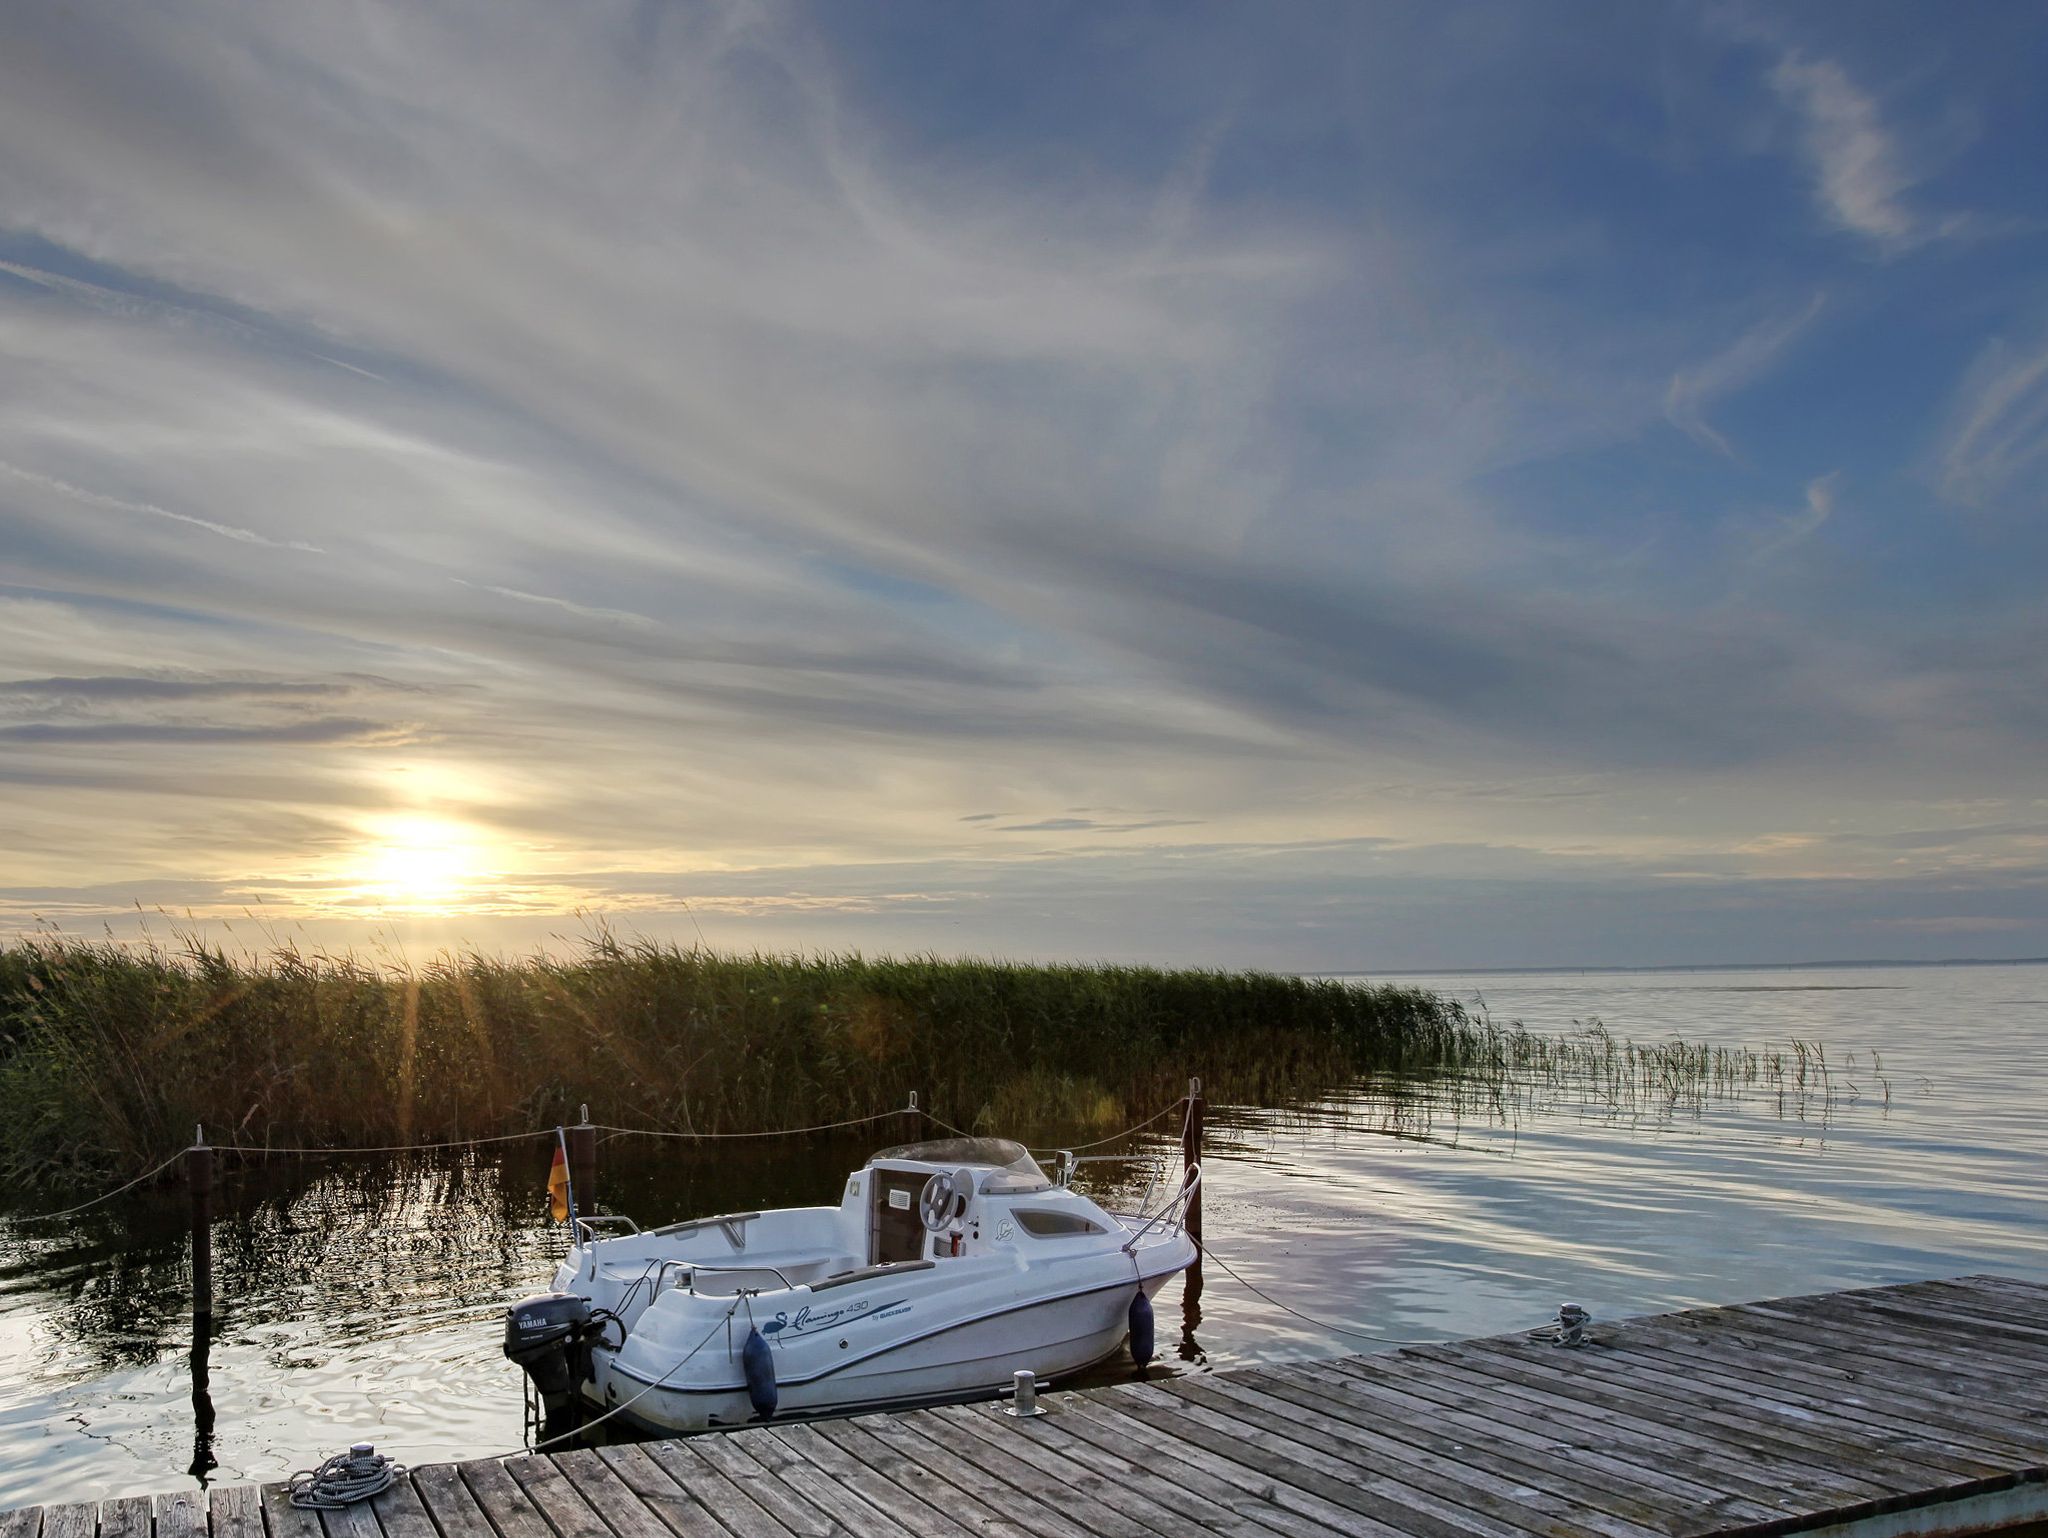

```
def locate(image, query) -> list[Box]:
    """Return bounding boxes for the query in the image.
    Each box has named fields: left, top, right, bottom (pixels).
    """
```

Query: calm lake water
left=2, top=961, right=2044, bottom=1507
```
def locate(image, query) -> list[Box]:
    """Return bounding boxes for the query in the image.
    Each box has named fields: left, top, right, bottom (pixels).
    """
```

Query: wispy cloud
left=0, top=458, right=327, bottom=552
left=1939, top=334, right=2048, bottom=506
left=1769, top=52, right=1934, bottom=252
left=1664, top=296, right=1825, bottom=455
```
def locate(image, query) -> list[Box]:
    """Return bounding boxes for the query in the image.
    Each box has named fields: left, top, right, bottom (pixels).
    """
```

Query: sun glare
left=351, top=816, right=489, bottom=912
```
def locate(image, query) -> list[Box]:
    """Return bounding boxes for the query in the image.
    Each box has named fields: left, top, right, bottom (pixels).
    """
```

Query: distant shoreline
left=1331, top=956, right=2048, bottom=978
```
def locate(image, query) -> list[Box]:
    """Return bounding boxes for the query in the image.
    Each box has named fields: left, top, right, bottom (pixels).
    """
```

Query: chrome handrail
left=573, top=1214, right=643, bottom=1243
left=667, top=1259, right=797, bottom=1292
left=1114, top=1163, right=1201, bottom=1251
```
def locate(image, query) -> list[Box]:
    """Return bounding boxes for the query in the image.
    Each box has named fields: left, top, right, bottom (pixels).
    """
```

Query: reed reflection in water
left=3, top=962, right=2045, bottom=1508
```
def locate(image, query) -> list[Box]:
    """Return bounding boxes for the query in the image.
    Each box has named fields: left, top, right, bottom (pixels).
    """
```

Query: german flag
left=548, top=1139, right=571, bottom=1222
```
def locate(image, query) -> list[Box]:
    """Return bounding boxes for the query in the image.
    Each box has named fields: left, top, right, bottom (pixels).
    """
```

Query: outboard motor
left=504, top=1291, right=592, bottom=1433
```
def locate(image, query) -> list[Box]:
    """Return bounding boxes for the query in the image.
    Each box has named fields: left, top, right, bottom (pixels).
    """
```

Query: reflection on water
left=2, top=962, right=2044, bottom=1507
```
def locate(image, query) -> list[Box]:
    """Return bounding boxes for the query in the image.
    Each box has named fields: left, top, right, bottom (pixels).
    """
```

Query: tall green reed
left=0, top=934, right=1479, bottom=1190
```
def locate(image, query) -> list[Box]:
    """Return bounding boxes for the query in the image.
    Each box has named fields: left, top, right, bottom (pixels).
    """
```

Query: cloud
left=1769, top=52, right=1933, bottom=252
left=0, top=716, right=399, bottom=745
left=1664, top=295, right=1825, bottom=455
left=0, top=674, right=353, bottom=700
left=0, top=4, right=2040, bottom=963
left=0, top=457, right=327, bottom=552
left=1939, top=333, right=2048, bottom=506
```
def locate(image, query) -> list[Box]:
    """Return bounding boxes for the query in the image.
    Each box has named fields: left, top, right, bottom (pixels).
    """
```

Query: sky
left=1, top=1, right=2045, bottom=971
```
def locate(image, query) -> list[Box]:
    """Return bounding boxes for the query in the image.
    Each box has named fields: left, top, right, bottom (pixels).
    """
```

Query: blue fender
left=741, top=1327, right=778, bottom=1419
left=1128, top=1290, right=1155, bottom=1367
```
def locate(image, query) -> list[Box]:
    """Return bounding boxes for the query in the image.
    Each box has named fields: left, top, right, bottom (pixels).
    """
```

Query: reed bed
left=0, top=934, right=1476, bottom=1190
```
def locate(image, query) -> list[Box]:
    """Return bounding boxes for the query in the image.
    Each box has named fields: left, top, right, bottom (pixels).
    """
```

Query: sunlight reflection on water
left=1, top=962, right=2042, bottom=1506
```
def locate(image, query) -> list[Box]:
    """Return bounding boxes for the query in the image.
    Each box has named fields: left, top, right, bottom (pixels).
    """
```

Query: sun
left=351, top=816, right=488, bottom=912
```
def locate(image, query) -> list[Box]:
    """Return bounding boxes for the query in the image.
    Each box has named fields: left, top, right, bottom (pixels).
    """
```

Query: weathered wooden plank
left=452, top=1462, right=553, bottom=1538
left=1758, top=1291, right=2048, bottom=1370
left=98, top=1497, right=150, bottom=1538
left=1181, top=1366, right=1656, bottom=1538
left=939, top=1400, right=1325, bottom=1538
left=1302, top=1359, right=1785, bottom=1531
left=499, top=1458, right=610, bottom=1538
left=1908, top=1281, right=2048, bottom=1338
left=1046, top=1393, right=1400, bottom=1538
left=910, top=1403, right=1213, bottom=1538
left=1597, top=1324, right=2042, bottom=1466
left=634, top=1441, right=819, bottom=1538
left=750, top=1423, right=979, bottom=1538
left=1954, top=1273, right=2048, bottom=1306
left=35, top=1506, right=95, bottom=1538
left=549, top=1451, right=683, bottom=1538
left=1158, top=1375, right=1545, bottom=1538
left=1762, top=1281, right=2048, bottom=1351
left=1718, top=1288, right=2043, bottom=1368
left=1081, top=1385, right=1442, bottom=1538
left=409, top=1466, right=499, bottom=1538
left=257, top=1483, right=321, bottom=1538
left=1335, top=1343, right=1867, bottom=1515
left=367, top=1480, right=439, bottom=1538
left=0, top=1508, right=42, bottom=1538
left=807, top=1418, right=1058, bottom=1538
left=312, top=1489, right=378, bottom=1538
left=1695, top=1294, right=2048, bottom=1400
left=153, top=1491, right=205, bottom=1538
left=1453, top=1333, right=1979, bottom=1488
left=1392, top=1343, right=1897, bottom=1507
left=714, top=1427, right=938, bottom=1538
left=209, top=1486, right=265, bottom=1538
left=1610, top=1310, right=2048, bottom=1445
left=588, top=1444, right=750, bottom=1538
left=1590, top=1332, right=2029, bottom=1473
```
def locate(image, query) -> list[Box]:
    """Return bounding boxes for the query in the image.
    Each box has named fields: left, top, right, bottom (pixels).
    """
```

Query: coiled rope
left=288, top=1444, right=404, bottom=1508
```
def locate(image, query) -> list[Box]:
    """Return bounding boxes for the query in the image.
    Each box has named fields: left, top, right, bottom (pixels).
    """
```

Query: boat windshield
left=868, top=1137, right=1051, bottom=1194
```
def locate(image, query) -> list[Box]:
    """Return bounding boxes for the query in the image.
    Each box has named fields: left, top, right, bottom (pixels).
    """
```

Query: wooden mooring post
left=185, top=1126, right=212, bottom=1320
left=1181, top=1076, right=1204, bottom=1248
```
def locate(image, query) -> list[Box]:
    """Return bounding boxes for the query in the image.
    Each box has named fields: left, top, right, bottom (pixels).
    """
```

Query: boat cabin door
left=870, top=1168, right=928, bottom=1264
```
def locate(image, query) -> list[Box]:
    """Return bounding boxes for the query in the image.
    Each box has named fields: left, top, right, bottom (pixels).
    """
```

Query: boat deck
left=6, top=1275, right=2047, bottom=1538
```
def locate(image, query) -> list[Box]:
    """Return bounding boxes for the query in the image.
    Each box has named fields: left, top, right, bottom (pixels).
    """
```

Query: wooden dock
left=6, top=1275, right=2047, bottom=1538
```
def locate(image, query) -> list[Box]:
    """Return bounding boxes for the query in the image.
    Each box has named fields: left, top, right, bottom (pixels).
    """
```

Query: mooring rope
left=1199, top=1236, right=1448, bottom=1346
left=592, top=1109, right=904, bottom=1140
left=1030, top=1098, right=1189, bottom=1155
left=4, top=1092, right=1198, bottom=1226
left=212, top=1130, right=556, bottom=1155
left=3, top=1148, right=192, bottom=1224
left=500, top=1296, right=742, bottom=1460
left=287, top=1444, right=405, bottom=1508
left=920, top=1098, right=1189, bottom=1156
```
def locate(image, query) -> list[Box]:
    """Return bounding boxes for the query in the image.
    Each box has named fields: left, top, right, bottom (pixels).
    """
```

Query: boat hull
left=581, top=1252, right=1187, bottom=1433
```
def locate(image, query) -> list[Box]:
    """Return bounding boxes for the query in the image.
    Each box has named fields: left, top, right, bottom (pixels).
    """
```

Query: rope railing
left=2, top=1087, right=1207, bottom=1226
left=1, top=1147, right=193, bottom=1224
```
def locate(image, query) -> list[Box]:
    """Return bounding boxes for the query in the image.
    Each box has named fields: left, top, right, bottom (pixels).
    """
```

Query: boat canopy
left=868, top=1137, right=1051, bottom=1193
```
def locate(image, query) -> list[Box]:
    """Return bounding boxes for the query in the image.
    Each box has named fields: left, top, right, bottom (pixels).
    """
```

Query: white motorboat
left=503, top=1136, right=1200, bottom=1435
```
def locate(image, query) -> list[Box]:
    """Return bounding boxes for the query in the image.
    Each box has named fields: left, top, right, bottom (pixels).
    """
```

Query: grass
left=0, top=933, right=1482, bottom=1191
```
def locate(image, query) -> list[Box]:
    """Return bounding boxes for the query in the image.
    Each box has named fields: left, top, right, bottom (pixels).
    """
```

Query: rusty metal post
left=568, top=1105, right=597, bottom=1223
left=186, top=1126, right=213, bottom=1320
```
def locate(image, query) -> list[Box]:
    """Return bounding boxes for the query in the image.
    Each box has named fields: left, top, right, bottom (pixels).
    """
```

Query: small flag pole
left=553, top=1124, right=577, bottom=1241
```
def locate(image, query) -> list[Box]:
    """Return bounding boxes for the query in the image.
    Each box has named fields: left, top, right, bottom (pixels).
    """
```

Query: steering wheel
left=918, top=1168, right=975, bottom=1233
